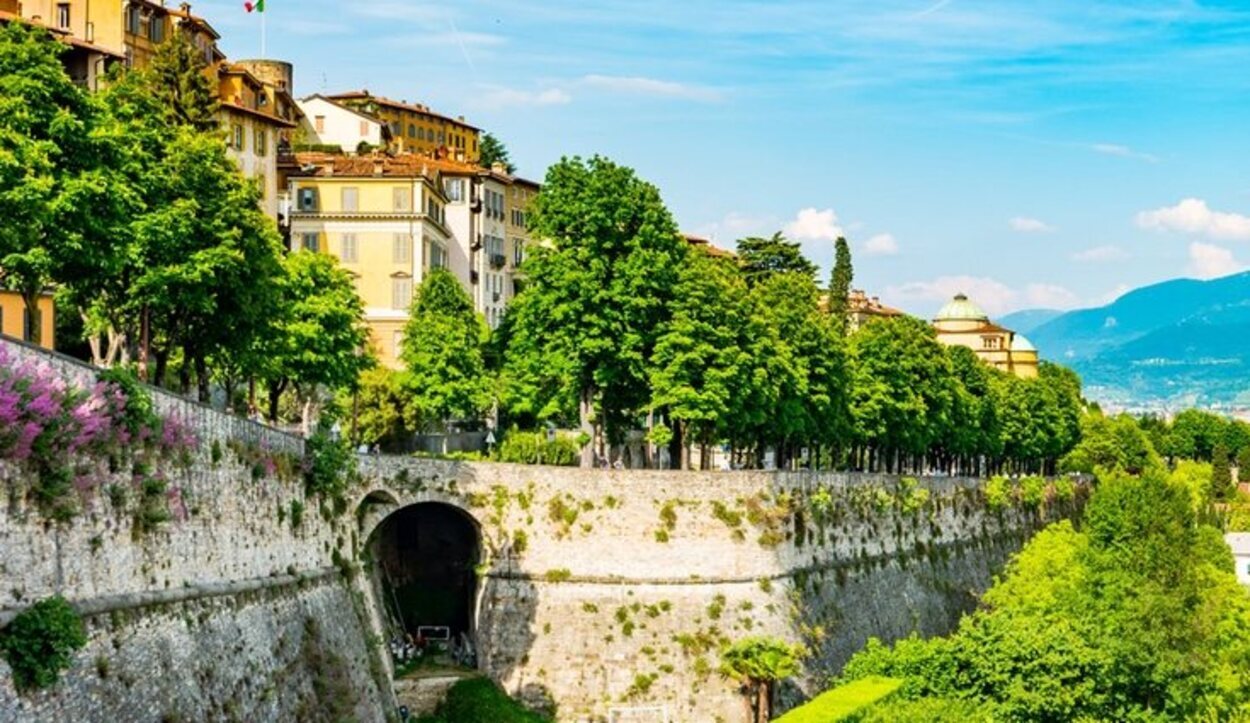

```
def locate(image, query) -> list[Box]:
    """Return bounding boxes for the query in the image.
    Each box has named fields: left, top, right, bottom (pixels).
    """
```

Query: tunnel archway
left=367, top=502, right=482, bottom=662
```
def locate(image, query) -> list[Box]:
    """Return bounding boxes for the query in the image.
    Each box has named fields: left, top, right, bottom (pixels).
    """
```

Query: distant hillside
left=999, top=308, right=1063, bottom=335
left=1032, top=271, right=1250, bottom=408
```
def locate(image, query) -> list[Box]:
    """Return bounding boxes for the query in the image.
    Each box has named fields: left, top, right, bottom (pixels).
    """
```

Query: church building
left=932, top=293, right=1039, bottom=378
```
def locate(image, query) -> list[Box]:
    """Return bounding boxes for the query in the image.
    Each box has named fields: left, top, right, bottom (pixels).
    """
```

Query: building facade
left=219, top=61, right=299, bottom=219
left=295, top=94, right=388, bottom=153
left=932, top=293, right=1039, bottom=378
left=326, top=90, right=481, bottom=162
left=0, top=291, right=55, bottom=350
left=285, top=154, right=455, bottom=367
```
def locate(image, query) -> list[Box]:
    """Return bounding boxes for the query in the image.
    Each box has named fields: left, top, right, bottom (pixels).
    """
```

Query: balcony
left=489, top=253, right=507, bottom=270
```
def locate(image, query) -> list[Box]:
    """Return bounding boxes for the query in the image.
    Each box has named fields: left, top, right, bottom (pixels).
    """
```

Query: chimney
left=373, top=157, right=384, bottom=176
left=180, top=2, right=191, bottom=14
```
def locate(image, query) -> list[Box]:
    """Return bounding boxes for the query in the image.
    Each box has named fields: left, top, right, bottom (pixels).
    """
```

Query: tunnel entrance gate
left=370, top=503, right=481, bottom=658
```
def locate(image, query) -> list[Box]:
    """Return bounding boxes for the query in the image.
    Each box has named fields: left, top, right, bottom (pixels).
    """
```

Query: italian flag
left=244, top=0, right=264, bottom=12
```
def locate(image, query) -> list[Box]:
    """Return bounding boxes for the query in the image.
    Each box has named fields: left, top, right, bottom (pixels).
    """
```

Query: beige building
left=932, top=293, right=1038, bottom=378
left=847, top=289, right=903, bottom=332
left=285, top=153, right=455, bottom=367
left=326, top=90, right=481, bottom=161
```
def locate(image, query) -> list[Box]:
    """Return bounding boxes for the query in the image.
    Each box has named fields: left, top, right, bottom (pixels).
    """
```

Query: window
left=389, top=121, right=401, bottom=136
left=255, top=173, right=267, bottom=199
left=149, top=16, right=164, bottom=42
left=126, top=6, right=141, bottom=34
left=392, top=276, right=413, bottom=310
left=428, top=242, right=446, bottom=270
left=232, top=124, right=245, bottom=151
left=393, top=233, right=412, bottom=264
left=418, top=127, right=425, bottom=141
left=301, top=233, right=320, bottom=253
left=340, top=233, right=357, bottom=263
left=438, top=131, right=445, bottom=144
left=392, top=186, right=411, bottom=212
left=444, top=178, right=464, bottom=202
left=297, top=187, right=318, bottom=212
left=513, top=239, right=525, bottom=267
left=56, top=3, right=70, bottom=29
left=341, top=187, right=358, bottom=212
left=254, top=128, right=267, bottom=156
left=359, top=120, right=369, bottom=137
left=408, top=123, right=416, bottom=137
left=315, top=115, right=326, bottom=133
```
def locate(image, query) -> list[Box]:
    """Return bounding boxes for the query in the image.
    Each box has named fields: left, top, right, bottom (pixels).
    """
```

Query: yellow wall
left=0, top=291, right=55, bottom=349
left=336, top=100, right=480, bottom=161
left=934, top=329, right=1039, bottom=378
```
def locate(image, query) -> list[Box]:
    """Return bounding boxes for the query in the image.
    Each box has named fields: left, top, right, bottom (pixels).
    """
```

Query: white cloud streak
left=1009, top=216, right=1053, bottom=233
left=578, top=74, right=724, bottom=102
left=1092, top=143, right=1158, bottom=163
left=1071, top=245, right=1128, bottom=262
left=862, top=233, right=899, bottom=256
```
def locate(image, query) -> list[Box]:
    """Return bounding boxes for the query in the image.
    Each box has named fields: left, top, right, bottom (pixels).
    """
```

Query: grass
left=773, top=676, right=902, bottom=723
left=417, top=678, right=549, bottom=723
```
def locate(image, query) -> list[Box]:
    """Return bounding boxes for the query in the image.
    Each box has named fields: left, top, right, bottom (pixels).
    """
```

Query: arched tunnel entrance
left=368, top=502, right=481, bottom=669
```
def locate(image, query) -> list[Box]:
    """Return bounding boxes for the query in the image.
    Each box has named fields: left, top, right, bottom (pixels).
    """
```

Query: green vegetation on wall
left=0, top=596, right=88, bottom=691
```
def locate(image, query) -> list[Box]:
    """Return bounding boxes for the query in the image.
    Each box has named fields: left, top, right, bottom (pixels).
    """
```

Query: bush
left=304, top=419, right=354, bottom=497
left=497, top=431, right=580, bottom=466
left=417, top=677, right=549, bottom=723
left=1, top=595, right=88, bottom=691
left=984, top=476, right=1013, bottom=511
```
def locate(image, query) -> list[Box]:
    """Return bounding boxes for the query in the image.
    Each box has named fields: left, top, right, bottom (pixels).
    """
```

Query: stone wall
left=0, top=336, right=1084, bottom=723
left=353, top=459, right=1086, bottom=722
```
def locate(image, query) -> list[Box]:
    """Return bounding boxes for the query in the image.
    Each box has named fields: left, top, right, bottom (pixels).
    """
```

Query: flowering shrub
left=0, top=347, right=197, bottom=522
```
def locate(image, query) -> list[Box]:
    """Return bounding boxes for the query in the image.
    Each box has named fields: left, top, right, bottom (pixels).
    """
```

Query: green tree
left=736, top=232, right=817, bottom=284
left=401, top=268, right=490, bottom=430
left=503, top=156, right=686, bottom=466
left=841, top=471, right=1250, bottom=721
left=1211, top=442, right=1234, bottom=501
left=478, top=132, right=515, bottom=174
left=827, top=236, right=853, bottom=334
left=345, top=367, right=411, bottom=449
left=1237, top=446, right=1250, bottom=484
left=720, top=637, right=807, bottom=723
left=650, top=251, right=753, bottom=469
left=260, top=251, right=371, bottom=428
left=1060, top=411, right=1160, bottom=475
left=0, top=23, right=113, bottom=347
left=849, top=316, right=955, bottom=473
left=146, top=28, right=219, bottom=131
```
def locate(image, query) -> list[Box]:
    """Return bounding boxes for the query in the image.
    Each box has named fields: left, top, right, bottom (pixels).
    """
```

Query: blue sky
left=200, top=0, right=1250, bottom=317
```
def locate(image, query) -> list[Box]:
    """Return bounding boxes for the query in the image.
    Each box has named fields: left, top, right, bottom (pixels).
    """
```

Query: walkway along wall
left=0, top=336, right=1086, bottom=722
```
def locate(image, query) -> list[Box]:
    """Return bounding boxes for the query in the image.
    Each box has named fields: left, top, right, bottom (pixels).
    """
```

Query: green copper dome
left=935, top=293, right=989, bottom=322
left=1012, top=334, right=1037, bottom=352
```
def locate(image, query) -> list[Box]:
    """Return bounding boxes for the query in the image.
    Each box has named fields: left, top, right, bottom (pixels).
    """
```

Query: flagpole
left=261, top=8, right=266, bottom=58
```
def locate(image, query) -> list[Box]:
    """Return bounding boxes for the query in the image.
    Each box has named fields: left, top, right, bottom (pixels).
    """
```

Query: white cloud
left=476, top=87, right=571, bottom=110
left=1025, top=283, right=1081, bottom=310
left=1009, top=216, right=1052, bottom=233
left=1092, top=143, right=1158, bottom=163
left=1071, top=245, right=1128, bottom=263
left=578, top=74, right=724, bottom=102
left=783, top=208, right=844, bottom=241
left=885, top=276, right=1081, bottom=315
left=1135, top=198, right=1250, bottom=241
left=1187, top=242, right=1244, bottom=279
left=862, top=233, right=899, bottom=256
left=886, top=275, right=1018, bottom=316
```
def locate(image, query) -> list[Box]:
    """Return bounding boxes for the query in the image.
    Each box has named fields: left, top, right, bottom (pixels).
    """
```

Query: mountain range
left=1000, top=272, right=1250, bottom=411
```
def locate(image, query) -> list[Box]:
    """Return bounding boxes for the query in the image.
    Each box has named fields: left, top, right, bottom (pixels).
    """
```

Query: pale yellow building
left=327, top=91, right=481, bottom=162
left=286, top=153, right=455, bottom=368
left=932, top=293, right=1038, bottom=378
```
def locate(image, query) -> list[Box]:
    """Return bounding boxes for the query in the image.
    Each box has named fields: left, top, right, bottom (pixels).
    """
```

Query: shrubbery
left=1, top=596, right=87, bottom=691
left=417, top=677, right=549, bottom=723
left=496, top=430, right=580, bottom=466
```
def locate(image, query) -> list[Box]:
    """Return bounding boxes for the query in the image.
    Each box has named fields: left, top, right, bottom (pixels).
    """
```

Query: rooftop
left=935, top=293, right=990, bottom=323
left=327, top=90, right=481, bottom=131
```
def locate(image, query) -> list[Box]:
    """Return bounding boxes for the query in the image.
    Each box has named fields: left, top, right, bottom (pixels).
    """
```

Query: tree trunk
left=756, top=681, right=769, bottom=723
left=578, top=386, right=595, bottom=468
left=678, top=420, right=690, bottom=471
left=267, top=378, right=287, bottom=423
left=194, top=355, right=210, bottom=403
left=20, top=290, right=41, bottom=346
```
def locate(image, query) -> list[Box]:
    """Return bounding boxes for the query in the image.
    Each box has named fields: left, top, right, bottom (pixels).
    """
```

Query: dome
left=1011, top=334, right=1036, bottom=352
left=934, top=293, right=989, bottom=322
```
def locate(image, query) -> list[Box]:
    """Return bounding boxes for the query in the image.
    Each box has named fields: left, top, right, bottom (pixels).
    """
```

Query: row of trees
left=368, top=154, right=1084, bottom=471
left=0, top=24, right=370, bottom=423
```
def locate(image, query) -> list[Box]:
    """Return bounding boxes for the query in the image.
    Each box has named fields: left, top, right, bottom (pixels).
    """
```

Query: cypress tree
left=1212, top=442, right=1233, bottom=501
left=828, top=237, right=853, bottom=334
